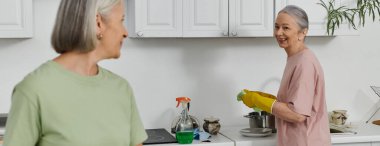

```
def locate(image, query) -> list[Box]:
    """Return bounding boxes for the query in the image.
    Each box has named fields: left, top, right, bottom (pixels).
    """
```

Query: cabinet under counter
left=219, top=124, right=380, bottom=146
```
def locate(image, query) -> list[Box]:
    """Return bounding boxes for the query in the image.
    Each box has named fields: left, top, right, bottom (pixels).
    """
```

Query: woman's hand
left=272, top=102, right=307, bottom=123
left=238, top=89, right=277, bottom=113
left=254, top=91, right=277, bottom=99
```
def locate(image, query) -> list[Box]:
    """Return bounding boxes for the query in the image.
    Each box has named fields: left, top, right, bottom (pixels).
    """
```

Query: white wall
left=0, top=0, right=380, bottom=129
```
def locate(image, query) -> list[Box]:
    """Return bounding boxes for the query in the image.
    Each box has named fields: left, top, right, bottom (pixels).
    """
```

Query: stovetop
left=143, top=128, right=177, bottom=145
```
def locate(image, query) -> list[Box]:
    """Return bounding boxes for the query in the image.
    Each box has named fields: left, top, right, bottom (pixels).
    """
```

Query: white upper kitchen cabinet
left=0, top=0, right=33, bottom=38
left=183, top=0, right=229, bottom=37
left=183, top=0, right=273, bottom=37
left=127, top=0, right=274, bottom=38
left=275, top=0, right=358, bottom=36
left=229, top=0, right=274, bottom=37
left=127, top=0, right=183, bottom=37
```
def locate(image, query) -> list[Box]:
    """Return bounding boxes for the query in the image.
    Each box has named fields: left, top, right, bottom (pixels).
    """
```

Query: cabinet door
left=128, top=0, right=182, bottom=37
left=0, top=0, right=33, bottom=38
left=229, top=0, right=274, bottom=37
left=183, top=0, right=229, bottom=37
left=275, top=0, right=357, bottom=36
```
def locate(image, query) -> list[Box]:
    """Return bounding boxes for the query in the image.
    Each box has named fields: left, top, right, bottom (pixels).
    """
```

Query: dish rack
left=366, top=86, right=380, bottom=123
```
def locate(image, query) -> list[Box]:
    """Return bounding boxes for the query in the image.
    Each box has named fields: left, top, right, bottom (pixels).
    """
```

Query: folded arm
left=272, top=102, right=307, bottom=123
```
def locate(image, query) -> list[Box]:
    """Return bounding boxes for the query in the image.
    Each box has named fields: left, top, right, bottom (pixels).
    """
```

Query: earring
left=97, top=33, right=103, bottom=40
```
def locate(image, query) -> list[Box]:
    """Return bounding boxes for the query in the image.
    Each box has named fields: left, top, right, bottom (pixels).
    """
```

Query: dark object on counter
left=244, top=111, right=276, bottom=133
left=330, top=128, right=343, bottom=133
left=143, top=129, right=177, bottom=145
left=203, top=117, right=221, bottom=135
left=0, top=114, right=7, bottom=127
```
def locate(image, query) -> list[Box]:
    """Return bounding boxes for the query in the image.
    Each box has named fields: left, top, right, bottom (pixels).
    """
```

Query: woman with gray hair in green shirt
left=3, top=0, right=147, bottom=146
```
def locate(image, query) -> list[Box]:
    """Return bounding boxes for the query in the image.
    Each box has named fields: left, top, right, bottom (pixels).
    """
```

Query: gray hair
left=278, top=5, right=309, bottom=32
left=51, top=0, right=121, bottom=54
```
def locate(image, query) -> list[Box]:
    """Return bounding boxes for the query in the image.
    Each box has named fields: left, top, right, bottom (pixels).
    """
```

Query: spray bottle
left=175, top=97, right=194, bottom=144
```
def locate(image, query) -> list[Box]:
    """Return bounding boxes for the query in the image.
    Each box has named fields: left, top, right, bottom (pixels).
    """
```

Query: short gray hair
left=51, top=0, right=121, bottom=54
left=278, top=5, right=309, bottom=32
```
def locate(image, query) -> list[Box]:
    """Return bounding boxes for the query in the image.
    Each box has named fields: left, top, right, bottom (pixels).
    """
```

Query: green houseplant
left=318, top=0, right=380, bottom=35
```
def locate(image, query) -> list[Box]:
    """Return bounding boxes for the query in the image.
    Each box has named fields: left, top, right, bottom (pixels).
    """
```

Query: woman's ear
left=96, top=14, right=104, bottom=34
left=298, top=28, right=308, bottom=41
left=302, top=28, right=308, bottom=36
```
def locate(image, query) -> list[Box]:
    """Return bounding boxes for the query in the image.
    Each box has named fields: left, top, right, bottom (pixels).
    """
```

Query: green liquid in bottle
left=176, top=131, right=194, bottom=144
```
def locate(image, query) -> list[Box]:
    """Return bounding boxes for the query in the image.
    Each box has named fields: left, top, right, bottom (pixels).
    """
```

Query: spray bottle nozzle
left=176, top=97, right=191, bottom=107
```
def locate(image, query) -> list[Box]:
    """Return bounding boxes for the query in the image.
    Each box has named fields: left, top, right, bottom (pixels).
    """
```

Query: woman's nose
left=274, top=29, right=283, bottom=36
left=123, top=27, right=128, bottom=38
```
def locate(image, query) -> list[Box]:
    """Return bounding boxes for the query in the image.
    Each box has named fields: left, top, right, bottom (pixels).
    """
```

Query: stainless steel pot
left=244, top=111, right=276, bottom=133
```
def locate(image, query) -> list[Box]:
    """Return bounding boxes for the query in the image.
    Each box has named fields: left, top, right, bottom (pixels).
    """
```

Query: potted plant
left=318, top=0, right=380, bottom=35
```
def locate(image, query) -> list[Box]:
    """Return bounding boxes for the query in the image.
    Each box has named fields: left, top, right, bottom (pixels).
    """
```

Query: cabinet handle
left=137, top=31, right=143, bottom=37
left=231, top=32, right=238, bottom=36
left=223, top=31, right=228, bottom=36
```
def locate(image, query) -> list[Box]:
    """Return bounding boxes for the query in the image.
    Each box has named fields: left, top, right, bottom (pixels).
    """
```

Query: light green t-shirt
left=3, top=61, right=147, bottom=146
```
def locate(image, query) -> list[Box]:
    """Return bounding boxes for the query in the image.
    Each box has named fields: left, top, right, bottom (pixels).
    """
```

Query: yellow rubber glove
left=253, top=91, right=277, bottom=99
left=237, top=89, right=277, bottom=113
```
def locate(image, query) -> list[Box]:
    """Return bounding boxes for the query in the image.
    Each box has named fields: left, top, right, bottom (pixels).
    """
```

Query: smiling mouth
left=277, top=38, right=287, bottom=44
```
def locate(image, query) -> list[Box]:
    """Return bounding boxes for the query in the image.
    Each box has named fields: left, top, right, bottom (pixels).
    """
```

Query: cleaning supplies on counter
left=171, top=115, right=200, bottom=134
left=193, top=128, right=211, bottom=141
left=174, top=97, right=194, bottom=144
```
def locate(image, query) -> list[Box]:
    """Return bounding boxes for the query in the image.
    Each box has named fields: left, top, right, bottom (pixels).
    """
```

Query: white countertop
left=0, top=137, right=232, bottom=146
left=331, top=122, right=380, bottom=144
left=2, top=123, right=380, bottom=146
left=220, top=122, right=380, bottom=146
left=220, top=126, right=276, bottom=146
left=145, top=133, right=234, bottom=146
left=0, top=131, right=233, bottom=146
